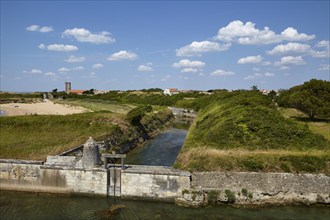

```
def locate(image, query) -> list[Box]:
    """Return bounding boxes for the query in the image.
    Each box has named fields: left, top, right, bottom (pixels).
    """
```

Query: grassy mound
left=175, top=91, right=330, bottom=174
left=0, top=112, right=119, bottom=160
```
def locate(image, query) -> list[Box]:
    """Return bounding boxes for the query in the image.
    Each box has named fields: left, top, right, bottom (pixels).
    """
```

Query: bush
left=125, top=105, right=153, bottom=126
left=225, top=189, right=235, bottom=203
left=241, top=188, right=248, bottom=197
left=208, top=190, right=219, bottom=204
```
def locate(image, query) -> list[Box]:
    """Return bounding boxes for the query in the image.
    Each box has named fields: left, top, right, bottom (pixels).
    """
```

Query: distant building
left=163, top=88, right=180, bottom=96
left=260, top=89, right=270, bottom=95
left=69, top=90, right=86, bottom=95
left=65, top=82, right=71, bottom=94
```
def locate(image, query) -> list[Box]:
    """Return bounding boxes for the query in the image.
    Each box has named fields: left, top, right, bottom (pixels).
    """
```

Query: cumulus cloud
left=181, top=68, right=198, bottom=73
left=267, top=43, right=311, bottom=55
left=137, top=64, right=153, bottom=72
left=26, top=25, right=53, bottom=32
left=58, top=66, right=84, bottom=73
left=244, top=72, right=274, bottom=80
left=275, top=56, right=306, bottom=66
left=44, top=72, right=56, bottom=76
left=172, top=59, right=205, bottom=69
left=237, top=55, right=263, bottom=64
left=62, top=28, right=115, bottom=44
left=172, top=59, right=205, bottom=73
left=216, top=20, right=315, bottom=45
left=39, top=43, right=78, bottom=52
left=176, top=40, right=230, bottom=56
left=211, top=69, right=235, bottom=76
left=107, top=50, right=138, bottom=61
left=65, top=55, right=85, bottom=63
left=58, top=67, right=70, bottom=72
left=311, top=40, right=330, bottom=58
left=92, top=63, right=104, bottom=69
left=30, top=69, right=43, bottom=74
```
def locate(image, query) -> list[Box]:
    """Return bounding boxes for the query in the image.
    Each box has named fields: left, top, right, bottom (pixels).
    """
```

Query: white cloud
left=253, top=67, right=260, bottom=72
left=26, top=25, right=53, bottom=32
left=275, top=56, right=306, bottom=66
left=267, top=43, right=311, bottom=55
left=216, top=20, right=315, bottom=45
left=280, top=66, right=290, bottom=70
left=65, top=55, right=85, bottom=63
left=92, top=63, right=104, bottom=69
left=107, top=50, right=138, bottom=61
left=26, top=25, right=40, bottom=31
left=181, top=68, right=198, bottom=73
left=176, top=40, right=230, bottom=56
left=39, top=26, right=54, bottom=33
left=267, top=41, right=329, bottom=58
left=172, top=59, right=205, bottom=69
left=62, top=28, right=115, bottom=44
left=39, top=43, right=78, bottom=52
left=318, top=64, right=330, bottom=71
left=315, top=40, right=330, bottom=49
left=211, top=69, right=235, bottom=76
left=244, top=72, right=273, bottom=80
left=237, top=55, right=263, bottom=64
left=137, top=64, right=153, bottom=72
left=44, top=72, right=56, bottom=76
left=58, top=67, right=70, bottom=72
left=58, top=66, right=84, bottom=72
left=311, top=41, right=330, bottom=58
left=30, top=69, right=43, bottom=74
left=72, top=66, right=84, bottom=71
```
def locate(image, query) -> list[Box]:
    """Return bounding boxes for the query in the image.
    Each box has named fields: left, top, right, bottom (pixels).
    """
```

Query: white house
left=163, top=88, right=180, bottom=96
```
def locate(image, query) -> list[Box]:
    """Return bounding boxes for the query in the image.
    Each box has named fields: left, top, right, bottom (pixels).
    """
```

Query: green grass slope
left=175, top=91, right=330, bottom=174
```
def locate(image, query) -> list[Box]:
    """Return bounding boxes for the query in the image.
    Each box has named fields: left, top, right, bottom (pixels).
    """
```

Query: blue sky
left=1, top=0, right=329, bottom=92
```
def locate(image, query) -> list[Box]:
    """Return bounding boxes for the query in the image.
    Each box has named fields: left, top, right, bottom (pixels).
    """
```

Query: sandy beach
left=0, top=101, right=90, bottom=116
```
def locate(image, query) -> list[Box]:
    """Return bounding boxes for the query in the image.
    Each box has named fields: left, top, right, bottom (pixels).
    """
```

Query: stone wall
left=0, top=159, right=107, bottom=196
left=191, top=172, right=330, bottom=205
left=121, top=165, right=191, bottom=201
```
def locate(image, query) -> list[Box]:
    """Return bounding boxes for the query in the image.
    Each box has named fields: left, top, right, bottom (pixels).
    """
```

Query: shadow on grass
left=291, top=116, right=330, bottom=123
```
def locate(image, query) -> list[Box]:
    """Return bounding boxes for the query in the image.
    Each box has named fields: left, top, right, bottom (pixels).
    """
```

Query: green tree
left=279, top=79, right=330, bottom=120
left=251, top=85, right=258, bottom=91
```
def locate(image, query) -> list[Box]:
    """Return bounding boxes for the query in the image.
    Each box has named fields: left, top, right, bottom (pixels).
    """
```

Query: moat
left=1, top=190, right=329, bottom=220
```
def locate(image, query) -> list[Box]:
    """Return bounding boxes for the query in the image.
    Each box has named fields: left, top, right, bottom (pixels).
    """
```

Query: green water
left=0, top=190, right=329, bottom=220
left=125, top=128, right=188, bottom=166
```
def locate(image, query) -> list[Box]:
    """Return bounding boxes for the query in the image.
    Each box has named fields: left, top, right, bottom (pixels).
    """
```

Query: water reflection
left=125, top=128, right=187, bottom=166
left=1, top=191, right=329, bottom=220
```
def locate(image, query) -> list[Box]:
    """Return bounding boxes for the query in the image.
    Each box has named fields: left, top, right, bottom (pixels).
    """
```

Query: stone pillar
left=82, top=137, right=100, bottom=169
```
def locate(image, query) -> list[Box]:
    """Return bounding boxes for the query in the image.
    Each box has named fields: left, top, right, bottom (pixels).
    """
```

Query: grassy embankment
left=0, top=98, right=171, bottom=160
left=175, top=91, right=330, bottom=174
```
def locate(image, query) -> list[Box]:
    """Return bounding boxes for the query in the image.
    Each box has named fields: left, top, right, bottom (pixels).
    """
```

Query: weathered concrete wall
left=121, top=165, right=191, bottom=201
left=0, top=159, right=107, bottom=196
left=191, top=172, right=330, bottom=205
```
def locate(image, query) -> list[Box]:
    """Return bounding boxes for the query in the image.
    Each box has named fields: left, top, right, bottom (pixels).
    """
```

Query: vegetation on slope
left=175, top=90, right=330, bottom=174
left=0, top=112, right=118, bottom=160
left=0, top=100, right=173, bottom=160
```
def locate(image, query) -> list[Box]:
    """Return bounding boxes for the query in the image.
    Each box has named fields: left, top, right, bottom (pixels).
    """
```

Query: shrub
left=241, top=188, right=248, bottom=197
left=208, top=190, right=219, bottom=204
left=225, top=189, right=235, bottom=203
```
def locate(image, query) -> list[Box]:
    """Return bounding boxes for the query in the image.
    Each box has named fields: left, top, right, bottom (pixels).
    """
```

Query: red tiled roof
left=69, top=90, right=86, bottom=94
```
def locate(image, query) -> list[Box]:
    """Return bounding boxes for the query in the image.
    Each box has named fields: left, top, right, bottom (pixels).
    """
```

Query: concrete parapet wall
left=0, top=161, right=107, bottom=196
left=121, top=165, right=191, bottom=201
left=191, top=172, right=330, bottom=205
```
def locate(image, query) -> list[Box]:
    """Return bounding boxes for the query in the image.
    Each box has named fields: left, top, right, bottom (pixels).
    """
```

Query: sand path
left=0, top=100, right=90, bottom=116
